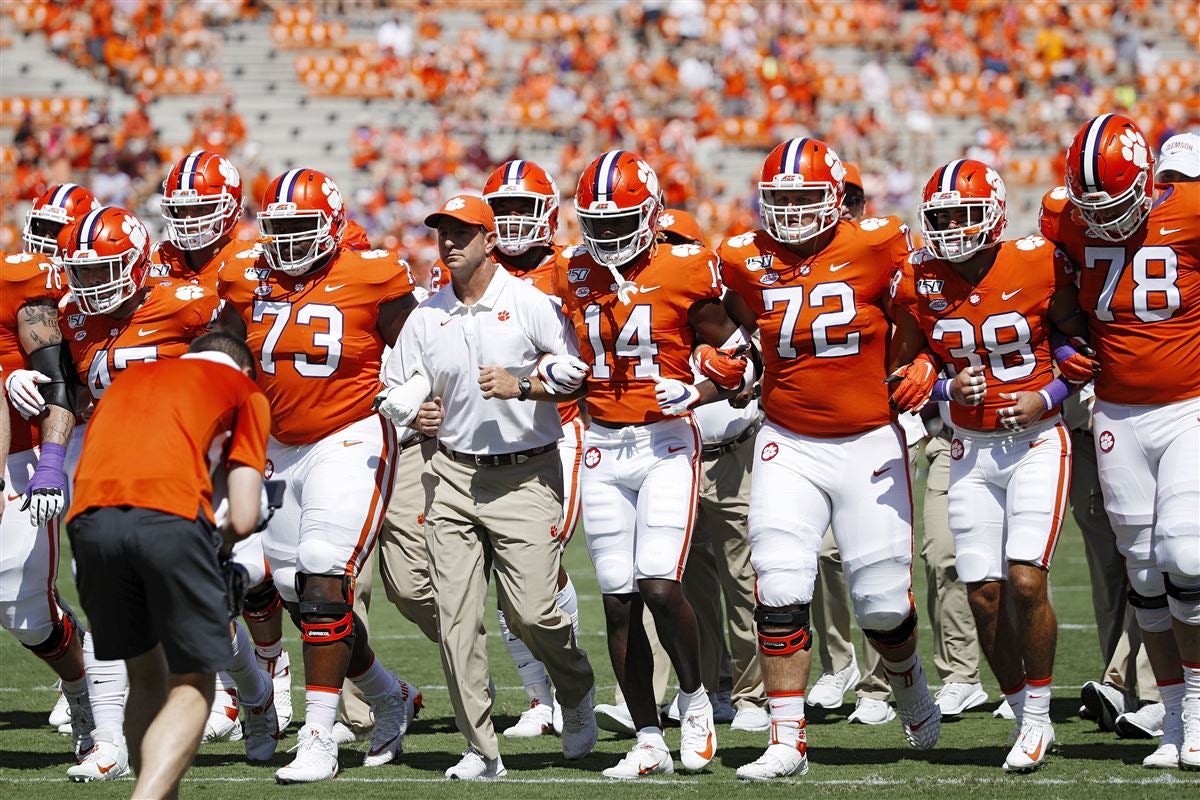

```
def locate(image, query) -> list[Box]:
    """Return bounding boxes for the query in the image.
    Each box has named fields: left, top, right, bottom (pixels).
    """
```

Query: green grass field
left=2, top=470, right=1198, bottom=799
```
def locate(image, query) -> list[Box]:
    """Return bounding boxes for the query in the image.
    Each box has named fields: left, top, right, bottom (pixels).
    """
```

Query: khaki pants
left=339, top=554, right=375, bottom=733
left=813, top=432, right=981, bottom=698
left=427, top=448, right=594, bottom=759
left=377, top=437, right=440, bottom=643
left=682, top=437, right=764, bottom=710
left=1071, top=428, right=1158, bottom=703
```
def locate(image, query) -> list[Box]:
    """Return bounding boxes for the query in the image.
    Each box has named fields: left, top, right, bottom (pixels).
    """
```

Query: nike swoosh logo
left=367, top=731, right=400, bottom=757
left=324, top=284, right=346, bottom=292
left=872, top=466, right=891, bottom=477
left=5, top=493, right=18, bottom=503
left=667, top=445, right=686, bottom=453
left=137, top=328, right=159, bottom=337
left=829, top=261, right=851, bottom=271
left=96, top=762, right=117, bottom=775
left=440, top=319, right=453, bottom=326
left=697, top=732, right=715, bottom=760
left=1001, top=289, right=1021, bottom=300
left=639, top=285, right=661, bottom=293
left=343, top=440, right=362, bottom=447
left=1029, top=440, right=1046, bottom=449
left=1160, top=227, right=1182, bottom=236
left=638, top=760, right=664, bottom=775
left=1027, top=739, right=1044, bottom=762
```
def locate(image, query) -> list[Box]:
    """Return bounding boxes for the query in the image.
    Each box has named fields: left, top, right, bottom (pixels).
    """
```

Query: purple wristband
left=1038, top=377, right=1072, bottom=411
left=1049, top=329, right=1077, bottom=364
left=30, top=442, right=67, bottom=492
left=931, top=378, right=953, bottom=402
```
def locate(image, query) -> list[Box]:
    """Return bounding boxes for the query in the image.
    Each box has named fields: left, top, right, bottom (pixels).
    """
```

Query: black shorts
left=69, top=507, right=232, bottom=674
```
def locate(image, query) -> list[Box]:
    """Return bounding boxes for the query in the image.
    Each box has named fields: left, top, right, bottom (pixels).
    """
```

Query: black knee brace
left=25, top=606, right=78, bottom=660
left=243, top=581, right=283, bottom=624
left=296, top=573, right=355, bottom=646
left=754, top=604, right=812, bottom=655
left=1164, top=574, right=1200, bottom=603
left=864, top=609, right=917, bottom=648
left=1128, top=587, right=1169, bottom=608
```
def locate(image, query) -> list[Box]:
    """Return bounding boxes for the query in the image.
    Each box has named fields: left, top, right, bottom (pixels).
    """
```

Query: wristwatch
left=517, top=377, right=532, bottom=401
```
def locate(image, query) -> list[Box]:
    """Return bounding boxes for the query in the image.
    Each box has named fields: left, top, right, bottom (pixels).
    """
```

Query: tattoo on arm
left=17, top=302, right=63, bottom=352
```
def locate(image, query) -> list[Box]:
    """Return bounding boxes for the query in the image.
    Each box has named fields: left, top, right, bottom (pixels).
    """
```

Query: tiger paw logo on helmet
left=1118, top=130, right=1148, bottom=168
left=635, top=160, right=659, bottom=196
left=217, top=157, right=241, bottom=188
left=121, top=215, right=147, bottom=251
left=824, top=150, right=847, bottom=183
left=321, top=178, right=343, bottom=212
left=984, top=168, right=1006, bottom=203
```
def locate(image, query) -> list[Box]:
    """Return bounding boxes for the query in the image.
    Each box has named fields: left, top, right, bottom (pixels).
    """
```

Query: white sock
left=83, top=631, right=127, bottom=739
left=1024, top=677, right=1052, bottom=724
left=1004, top=683, right=1027, bottom=724
left=1159, top=679, right=1185, bottom=723
left=305, top=686, right=340, bottom=733
left=1184, top=661, right=1200, bottom=704
left=881, top=651, right=927, bottom=705
left=635, top=725, right=667, bottom=751
left=767, top=691, right=806, bottom=748
left=349, top=656, right=399, bottom=704
left=678, top=684, right=711, bottom=718
left=497, top=607, right=550, bottom=702
left=228, top=623, right=271, bottom=709
left=556, top=575, right=581, bottom=639
left=254, top=636, right=283, bottom=664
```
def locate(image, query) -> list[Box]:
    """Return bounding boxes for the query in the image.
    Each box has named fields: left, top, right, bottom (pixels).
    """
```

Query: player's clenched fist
left=695, top=344, right=749, bottom=390
left=536, top=354, right=589, bottom=394
left=952, top=365, right=987, bottom=406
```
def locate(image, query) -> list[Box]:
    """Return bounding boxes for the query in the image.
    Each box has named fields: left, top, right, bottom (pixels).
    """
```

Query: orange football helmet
left=1064, top=113, right=1154, bottom=242
left=55, top=207, right=151, bottom=316
left=161, top=149, right=244, bottom=251
left=483, top=159, right=559, bottom=255
left=759, top=137, right=846, bottom=244
left=919, top=159, right=1007, bottom=262
left=575, top=150, right=663, bottom=269
left=258, top=168, right=346, bottom=275
left=23, top=183, right=100, bottom=257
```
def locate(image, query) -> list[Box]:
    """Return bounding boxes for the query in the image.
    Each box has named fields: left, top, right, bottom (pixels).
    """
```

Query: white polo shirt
left=383, top=265, right=579, bottom=456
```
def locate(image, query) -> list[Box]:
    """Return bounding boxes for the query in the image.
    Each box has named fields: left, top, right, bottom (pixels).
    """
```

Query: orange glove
left=887, top=352, right=939, bottom=413
left=695, top=344, right=748, bottom=390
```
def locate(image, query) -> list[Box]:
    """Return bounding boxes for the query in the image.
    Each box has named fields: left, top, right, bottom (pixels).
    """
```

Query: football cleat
left=595, top=702, right=636, bottom=736
left=275, top=724, right=339, bottom=784
left=1080, top=680, right=1125, bottom=732
left=560, top=685, right=598, bottom=760
left=66, top=689, right=94, bottom=760
left=203, top=687, right=243, bottom=742
left=1143, top=742, right=1180, bottom=769
left=49, top=685, right=72, bottom=732
left=678, top=701, right=717, bottom=772
left=363, top=678, right=422, bottom=767
left=1116, top=702, right=1165, bottom=739
left=1004, top=719, right=1054, bottom=773
left=935, top=682, right=988, bottom=717
left=503, top=699, right=554, bottom=738
left=67, top=730, right=129, bottom=782
left=848, top=696, right=896, bottom=725
left=445, top=747, right=507, bottom=780
left=731, top=705, right=771, bottom=732
left=242, top=685, right=280, bottom=763
left=258, top=649, right=293, bottom=733
left=897, top=692, right=941, bottom=750
left=993, top=698, right=1016, bottom=720
left=1182, top=698, right=1200, bottom=772
left=736, top=742, right=809, bottom=781
left=713, top=690, right=736, bottom=724
left=602, top=741, right=674, bottom=779
left=330, top=721, right=358, bottom=745
left=808, top=662, right=861, bottom=709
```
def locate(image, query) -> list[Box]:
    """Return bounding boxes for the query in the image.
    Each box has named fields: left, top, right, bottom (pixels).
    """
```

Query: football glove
left=887, top=352, right=939, bottom=413
left=694, top=344, right=749, bottom=390
left=536, top=353, right=589, bottom=394
left=653, top=376, right=701, bottom=416
left=5, top=369, right=50, bottom=419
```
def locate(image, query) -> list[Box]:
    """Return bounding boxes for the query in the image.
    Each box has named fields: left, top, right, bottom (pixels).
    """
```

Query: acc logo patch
left=950, top=439, right=964, bottom=460
left=1099, top=430, right=1115, bottom=453
left=74, top=330, right=87, bottom=341
left=254, top=285, right=273, bottom=296
left=575, top=286, right=591, bottom=298
left=759, top=271, right=780, bottom=285
left=760, top=442, right=780, bottom=461
left=584, top=447, right=601, bottom=469
left=929, top=298, right=948, bottom=312
left=568, top=267, right=591, bottom=283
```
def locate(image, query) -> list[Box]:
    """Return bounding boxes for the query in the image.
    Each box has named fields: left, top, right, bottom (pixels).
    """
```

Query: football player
left=1043, top=114, right=1200, bottom=770
left=558, top=150, right=746, bottom=778
left=719, top=137, right=940, bottom=781
left=153, top=147, right=295, bottom=742
left=890, top=159, right=1094, bottom=771
left=218, top=168, right=421, bottom=783
left=479, top=159, right=585, bottom=737
left=0, top=183, right=96, bottom=765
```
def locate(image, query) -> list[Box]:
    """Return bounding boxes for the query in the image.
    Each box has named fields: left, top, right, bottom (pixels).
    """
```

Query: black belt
left=399, top=433, right=431, bottom=451
left=437, top=441, right=557, bottom=468
left=702, top=418, right=762, bottom=458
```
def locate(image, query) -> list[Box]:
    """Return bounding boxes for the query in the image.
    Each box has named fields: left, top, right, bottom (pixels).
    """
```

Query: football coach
left=66, top=332, right=270, bottom=799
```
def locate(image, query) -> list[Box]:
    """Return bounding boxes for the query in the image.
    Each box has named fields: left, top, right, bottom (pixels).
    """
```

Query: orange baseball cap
left=659, top=208, right=705, bottom=244
left=843, top=162, right=863, bottom=191
left=424, top=194, right=495, bottom=231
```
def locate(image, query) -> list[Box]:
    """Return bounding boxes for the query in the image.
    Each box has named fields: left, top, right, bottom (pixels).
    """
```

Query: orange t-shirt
left=497, top=245, right=580, bottom=426
left=60, top=279, right=222, bottom=401
left=218, top=246, right=415, bottom=445
left=67, top=356, right=270, bottom=524
left=892, top=237, right=1074, bottom=431
left=719, top=218, right=912, bottom=438
left=150, top=237, right=248, bottom=292
left=557, top=241, right=723, bottom=425
left=1042, top=182, right=1200, bottom=405
left=0, top=251, right=66, bottom=453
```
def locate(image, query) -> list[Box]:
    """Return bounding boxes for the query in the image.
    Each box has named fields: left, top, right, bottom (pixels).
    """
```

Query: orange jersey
left=67, top=356, right=270, bottom=525
left=719, top=218, right=911, bottom=438
left=892, top=237, right=1074, bottom=431
left=499, top=245, right=580, bottom=426
left=1, top=251, right=66, bottom=452
left=428, top=258, right=451, bottom=294
left=1043, top=182, right=1200, bottom=405
left=219, top=246, right=415, bottom=445
left=150, top=237, right=249, bottom=292
left=60, top=279, right=222, bottom=400
left=558, top=241, right=723, bottom=424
